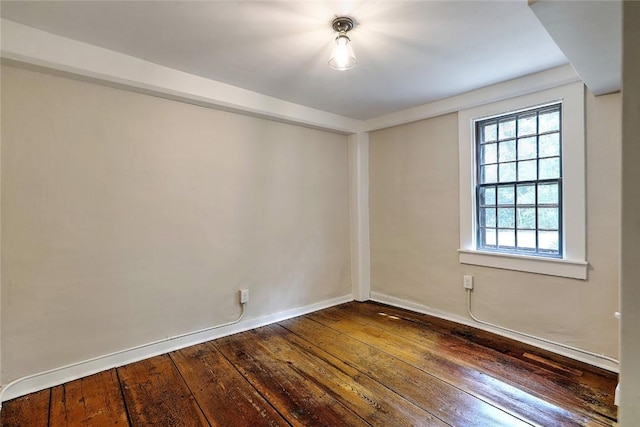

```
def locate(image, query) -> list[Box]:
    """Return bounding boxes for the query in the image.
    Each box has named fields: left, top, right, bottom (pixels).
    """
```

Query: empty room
left=1, top=1, right=639, bottom=426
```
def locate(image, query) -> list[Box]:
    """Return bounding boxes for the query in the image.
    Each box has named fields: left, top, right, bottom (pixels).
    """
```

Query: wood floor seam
left=115, top=368, right=133, bottom=427
left=208, top=341, right=295, bottom=427
left=167, top=353, right=212, bottom=427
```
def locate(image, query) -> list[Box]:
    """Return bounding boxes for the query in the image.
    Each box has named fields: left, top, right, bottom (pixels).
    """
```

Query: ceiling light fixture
left=329, top=17, right=356, bottom=71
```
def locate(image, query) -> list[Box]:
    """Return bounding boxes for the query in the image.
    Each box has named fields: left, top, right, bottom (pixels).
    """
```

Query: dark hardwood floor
left=1, top=301, right=618, bottom=426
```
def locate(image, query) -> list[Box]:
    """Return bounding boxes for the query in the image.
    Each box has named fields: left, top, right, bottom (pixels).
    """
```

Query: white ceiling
left=530, top=0, right=621, bottom=96
left=0, top=1, right=589, bottom=120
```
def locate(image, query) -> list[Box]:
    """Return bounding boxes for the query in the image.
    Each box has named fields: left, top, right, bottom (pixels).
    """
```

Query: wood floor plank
left=333, top=302, right=618, bottom=423
left=48, top=369, right=129, bottom=426
left=0, top=388, right=50, bottom=427
left=279, top=315, right=534, bottom=427
left=251, top=324, right=449, bottom=427
left=307, top=308, right=611, bottom=426
left=215, top=329, right=371, bottom=427
left=170, top=341, right=290, bottom=427
left=49, top=386, right=66, bottom=425
left=117, top=354, right=208, bottom=426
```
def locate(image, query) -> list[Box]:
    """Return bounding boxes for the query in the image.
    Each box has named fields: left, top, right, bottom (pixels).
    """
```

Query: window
left=458, top=82, right=587, bottom=280
left=476, top=103, right=562, bottom=257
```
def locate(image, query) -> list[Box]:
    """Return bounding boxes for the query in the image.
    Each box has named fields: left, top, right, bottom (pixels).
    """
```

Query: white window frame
left=458, top=82, right=588, bottom=280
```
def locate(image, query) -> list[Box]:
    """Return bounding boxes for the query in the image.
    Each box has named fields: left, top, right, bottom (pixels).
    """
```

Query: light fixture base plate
left=332, top=17, right=354, bottom=33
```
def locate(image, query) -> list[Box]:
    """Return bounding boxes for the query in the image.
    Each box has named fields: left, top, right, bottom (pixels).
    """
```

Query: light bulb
left=329, top=34, right=356, bottom=71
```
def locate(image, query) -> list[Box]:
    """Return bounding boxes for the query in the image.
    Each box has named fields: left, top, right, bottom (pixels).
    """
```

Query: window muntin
left=475, top=104, right=562, bottom=257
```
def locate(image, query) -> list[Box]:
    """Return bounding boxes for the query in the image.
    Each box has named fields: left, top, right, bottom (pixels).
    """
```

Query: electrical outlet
left=240, top=289, right=249, bottom=304
left=463, top=275, right=474, bottom=290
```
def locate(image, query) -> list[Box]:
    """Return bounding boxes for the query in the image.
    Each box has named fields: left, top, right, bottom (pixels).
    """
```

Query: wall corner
left=348, top=132, right=371, bottom=302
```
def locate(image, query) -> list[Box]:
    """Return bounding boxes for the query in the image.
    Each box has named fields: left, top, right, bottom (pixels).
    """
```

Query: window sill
left=458, top=249, right=588, bottom=280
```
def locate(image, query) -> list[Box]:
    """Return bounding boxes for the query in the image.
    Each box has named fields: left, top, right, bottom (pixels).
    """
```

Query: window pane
left=481, top=143, right=497, bottom=164
left=499, top=119, right=516, bottom=140
left=539, top=110, right=560, bottom=133
left=482, top=123, right=497, bottom=142
left=538, top=207, right=559, bottom=229
left=518, top=160, right=537, bottom=181
left=475, top=102, right=562, bottom=258
left=481, top=165, right=497, bottom=183
left=518, top=114, right=537, bottom=137
left=538, top=183, right=558, bottom=204
left=497, top=185, right=514, bottom=205
left=516, top=184, right=535, bottom=205
left=498, top=229, right=515, bottom=247
left=480, top=208, right=496, bottom=227
left=498, top=208, right=515, bottom=228
left=480, top=186, right=496, bottom=206
left=499, top=140, right=516, bottom=162
left=539, top=157, right=560, bottom=179
left=517, top=230, right=536, bottom=249
left=499, top=162, right=516, bottom=182
left=539, top=230, right=559, bottom=251
left=485, top=228, right=496, bottom=246
left=518, top=137, right=537, bottom=160
left=539, top=133, right=560, bottom=157
left=517, top=207, right=536, bottom=229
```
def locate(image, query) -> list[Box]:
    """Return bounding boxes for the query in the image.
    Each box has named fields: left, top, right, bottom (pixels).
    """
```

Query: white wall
left=369, top=88, right=621, bottom=363
left=620, top=2, right=640, bottom=424
left=0, top=65, right=351, bottom=384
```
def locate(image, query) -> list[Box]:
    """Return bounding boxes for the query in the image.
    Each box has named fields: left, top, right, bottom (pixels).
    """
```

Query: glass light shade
left=329, top=34, right=356, bottom=70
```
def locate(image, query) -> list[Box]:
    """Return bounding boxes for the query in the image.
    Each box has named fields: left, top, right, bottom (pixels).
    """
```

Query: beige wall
left=620, top=2, right=640, bottom=424
left=370, top=89, right=621, bottom=359
left=1, top=65, right=351, bottom=383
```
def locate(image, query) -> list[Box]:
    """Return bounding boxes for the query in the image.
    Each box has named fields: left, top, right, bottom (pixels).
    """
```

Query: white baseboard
left=370, top=291, right=619, bottom=373
left=0, top=294, right=353, bottom=403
